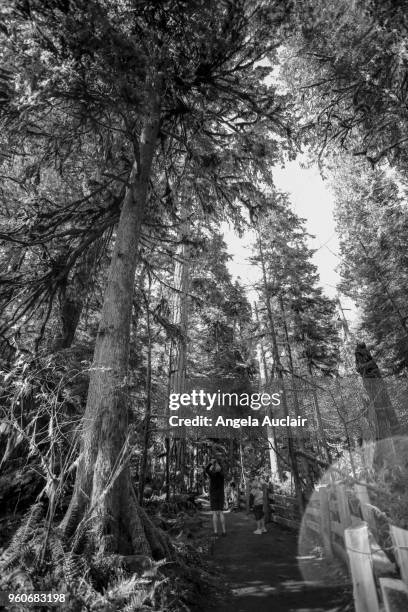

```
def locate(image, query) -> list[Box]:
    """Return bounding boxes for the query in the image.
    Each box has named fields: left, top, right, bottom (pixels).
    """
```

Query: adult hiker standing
left=205, top=458, right=226, bottom=537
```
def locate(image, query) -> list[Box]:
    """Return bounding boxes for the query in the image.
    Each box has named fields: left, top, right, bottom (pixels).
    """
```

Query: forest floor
left=206, top=511, right=353, bottom=612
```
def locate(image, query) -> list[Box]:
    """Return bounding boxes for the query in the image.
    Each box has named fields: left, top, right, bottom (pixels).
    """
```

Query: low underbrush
left=0, top=498, right=223, bottom=612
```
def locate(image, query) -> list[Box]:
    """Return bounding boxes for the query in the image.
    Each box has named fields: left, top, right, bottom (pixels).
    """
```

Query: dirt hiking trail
left=209, top=511, right=351, bottom=612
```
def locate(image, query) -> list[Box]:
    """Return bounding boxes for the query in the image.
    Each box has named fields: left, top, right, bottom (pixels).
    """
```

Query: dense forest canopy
left=1, top=1, right=408, bottom=610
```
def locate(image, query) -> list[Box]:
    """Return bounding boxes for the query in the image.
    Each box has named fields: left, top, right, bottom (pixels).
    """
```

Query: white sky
left=222, top=160, right=356, bottom=323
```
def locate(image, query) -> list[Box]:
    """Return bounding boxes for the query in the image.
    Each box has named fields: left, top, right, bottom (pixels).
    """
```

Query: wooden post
left=263, top=483, right=270, bottom=523
left=345, top=524, right=380, bottom=612
left=335, top=483, right=352, bottom=533
left=355, top=483, right=376, bottom=534
left=390, top=525, right=408, bottom=588
left=319, top=485, right=333, bottom=557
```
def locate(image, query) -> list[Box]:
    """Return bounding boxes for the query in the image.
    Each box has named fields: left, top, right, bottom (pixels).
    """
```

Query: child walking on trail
left=228, top=481, right=239, bottom=512
left=250, top=479, right=267, bottom=535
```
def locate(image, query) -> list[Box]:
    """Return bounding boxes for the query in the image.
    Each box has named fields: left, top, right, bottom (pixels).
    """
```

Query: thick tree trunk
left=61, top=80, right=163, bottom=556
left=171, top=223, right=190, bottom=392
left=139, top=275, right=153, bottom=504
left=168, top=220, right=190, bottom=492
left=1, top=247, right=25, bottom=362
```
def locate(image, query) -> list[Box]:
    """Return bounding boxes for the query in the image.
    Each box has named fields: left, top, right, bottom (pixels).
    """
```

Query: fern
left=0, top=502, right=210, bottom=611
left=123, top=592, right=148, bottom=612
left=64, top=551, right=87, bottom=584
left=1, top=502, right=45, bottom=572
left=9, top=502, right=44, bottom=548
left=48, top=532, right=65, bottom=565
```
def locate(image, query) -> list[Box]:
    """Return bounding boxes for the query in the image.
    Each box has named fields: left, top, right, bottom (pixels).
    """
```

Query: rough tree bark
left=139, top=273, right=152, bottom=504
left=167, top=218, right=190, bottom=492
left=0, top=247, right=25, bottom=362
left=61, top=77, right=169, bottom=558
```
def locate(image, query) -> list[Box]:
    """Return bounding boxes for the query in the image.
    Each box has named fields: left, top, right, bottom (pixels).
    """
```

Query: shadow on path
left=209, top=512, right=351, bottom=612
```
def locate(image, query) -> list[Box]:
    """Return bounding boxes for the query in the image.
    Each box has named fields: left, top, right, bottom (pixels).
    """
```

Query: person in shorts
left=249, top=479, right=267, bottom=534
left=205, top=458, right=226, bottom=537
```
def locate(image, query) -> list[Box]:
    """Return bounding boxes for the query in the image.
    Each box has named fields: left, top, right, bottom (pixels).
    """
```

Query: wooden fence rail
left=304, top=482, right=408, bottom=611
left=238, top=481, right=408, bottom=612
